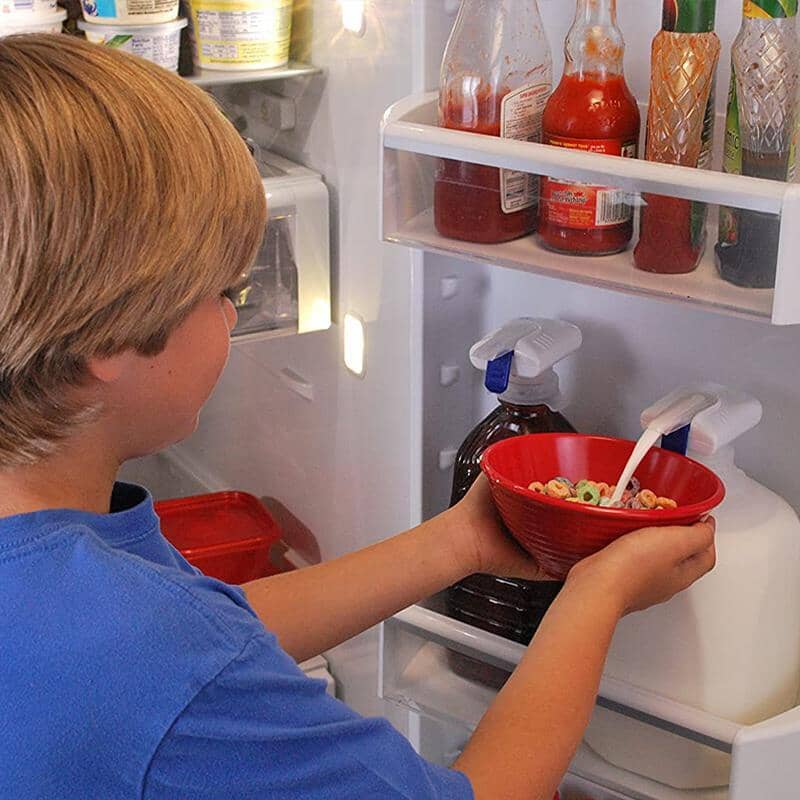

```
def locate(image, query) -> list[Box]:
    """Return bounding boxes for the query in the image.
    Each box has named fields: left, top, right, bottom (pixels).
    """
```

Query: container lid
left=77, top=15, right=187, bottom=33
left=155, top=491, right=282, bottom=551
left=470, top=318, right=582, bottom=408
left=662, top=0, right=717, bottom=32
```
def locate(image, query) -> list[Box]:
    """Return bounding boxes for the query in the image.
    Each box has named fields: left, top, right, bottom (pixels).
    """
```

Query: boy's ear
left=86, top=353, right=130, bottom=384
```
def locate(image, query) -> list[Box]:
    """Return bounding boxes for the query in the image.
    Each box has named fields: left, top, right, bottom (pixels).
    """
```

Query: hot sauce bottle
left=434, top=0, right=552, bottom=244
left=539, top=0, right=640, bottom=256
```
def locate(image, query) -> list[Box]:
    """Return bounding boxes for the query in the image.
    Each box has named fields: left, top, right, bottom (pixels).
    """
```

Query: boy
left=0, top=35, right=716, bottom=800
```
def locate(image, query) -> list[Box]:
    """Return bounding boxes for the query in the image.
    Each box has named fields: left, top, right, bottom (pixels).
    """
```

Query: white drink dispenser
left=585, top=384, right=800, bottom=789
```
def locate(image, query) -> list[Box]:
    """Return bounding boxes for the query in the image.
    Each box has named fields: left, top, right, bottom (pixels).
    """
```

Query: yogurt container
left=0, top=7, right=65, bottom=34
left=1, top=0, right=57, bottom=16
left=78, top=17, right=187, bottom=72
left=80, top=0, right=178, bottom=26
left=189, top=0, right=292, bottom=72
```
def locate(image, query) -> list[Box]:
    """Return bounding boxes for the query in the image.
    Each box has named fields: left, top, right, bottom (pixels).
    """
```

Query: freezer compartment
left=380, top=604, right=800, bottom=799
left=380, top=93, right=800, bottom=324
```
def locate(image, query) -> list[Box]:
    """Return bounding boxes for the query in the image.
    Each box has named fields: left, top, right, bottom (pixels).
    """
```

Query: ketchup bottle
left=539, top=0, right=640, bottom=255
left=434, top=0, right=553, bottom=244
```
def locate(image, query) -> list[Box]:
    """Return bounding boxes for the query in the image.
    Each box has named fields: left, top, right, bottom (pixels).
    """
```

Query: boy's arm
left=242, top=480, right=540, bottom=663
left=454, top=521, right=716, bottom=800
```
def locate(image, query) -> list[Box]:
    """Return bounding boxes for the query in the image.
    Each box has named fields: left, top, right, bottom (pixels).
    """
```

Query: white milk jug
left=584, top=384, right=800, bottom=789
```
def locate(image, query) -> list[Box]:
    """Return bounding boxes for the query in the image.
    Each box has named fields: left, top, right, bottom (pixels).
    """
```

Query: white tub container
left=80, top=0, right=178, bottom=26
left=189, top=0, right=292, bottom=72
left=0, top=7, right=65, bottom=34
left=0, top=0, right=56, bottom=16
left=78, top=17, right=186, bottom=72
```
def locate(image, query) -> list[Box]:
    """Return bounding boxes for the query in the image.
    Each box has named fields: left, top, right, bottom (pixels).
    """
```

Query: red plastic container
left=156, top=491, right=283, bottom=584
left=481, top=433, right=725, bottom=580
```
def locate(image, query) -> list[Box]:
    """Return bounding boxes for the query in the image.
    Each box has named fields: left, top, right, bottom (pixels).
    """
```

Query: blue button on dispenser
left=485, top=351, right=513, bottom=395
left=661, top=424, right=691, bottom=456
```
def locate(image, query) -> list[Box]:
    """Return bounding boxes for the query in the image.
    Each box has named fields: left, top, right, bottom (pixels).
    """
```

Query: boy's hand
left=567, top=517, right=717, bottom=616
left=446, top=476, right=550, bottom=581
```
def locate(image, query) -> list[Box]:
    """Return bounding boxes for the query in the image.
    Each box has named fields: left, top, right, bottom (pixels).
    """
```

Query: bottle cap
left=470, top=318, right=582, bottom=408
left=641, top=382, right=762, bottom=455
left=744, top=0, right=797, bottom=19
left=663, top=0, right=717, bottom=32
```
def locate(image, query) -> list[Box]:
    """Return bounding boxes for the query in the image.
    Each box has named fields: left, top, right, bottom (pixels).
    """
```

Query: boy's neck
left=0, top=434, right=121, bottom=517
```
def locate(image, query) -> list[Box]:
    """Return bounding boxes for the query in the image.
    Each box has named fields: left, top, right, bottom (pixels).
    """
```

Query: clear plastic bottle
left=716, top=0, right=799, bottom=288
left=445, top=319, right=582, bottom=648
left=434, top=0, right=553, bottom=244
left=539, top=0, right=641, bottom=256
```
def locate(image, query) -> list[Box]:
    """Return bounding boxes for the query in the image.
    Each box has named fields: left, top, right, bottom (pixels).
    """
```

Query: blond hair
left=0, top=34, right=266, bottom=465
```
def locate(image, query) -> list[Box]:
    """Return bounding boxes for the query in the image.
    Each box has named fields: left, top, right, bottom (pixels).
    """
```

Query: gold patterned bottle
left=634, top=0, right=721, bottom=274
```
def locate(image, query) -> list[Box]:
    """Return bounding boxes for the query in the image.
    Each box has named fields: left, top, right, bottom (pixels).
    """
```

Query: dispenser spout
left=642, top=391, right=720, bottom=437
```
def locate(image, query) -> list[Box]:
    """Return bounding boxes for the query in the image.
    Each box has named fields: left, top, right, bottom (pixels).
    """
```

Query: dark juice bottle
left=539, top=0, right=640, bottom=256
left=434, top=0, right=552, bottom=244
left=447, top=401, right=574, bottom=645
left=445, top=319, right=583, bottom=652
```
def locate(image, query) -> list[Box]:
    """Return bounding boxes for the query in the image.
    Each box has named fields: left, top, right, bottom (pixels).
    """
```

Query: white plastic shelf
left=185, top=61, right=319, bottom=87
left=380, top=605, right=800, bottom=800
left=380, top=93, right=800, bottom=325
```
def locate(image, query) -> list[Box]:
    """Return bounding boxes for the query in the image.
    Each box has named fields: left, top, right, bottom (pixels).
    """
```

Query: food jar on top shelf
left=80, top=0, right=179, bottom=26
left=188, top=0, right=292, bottom=72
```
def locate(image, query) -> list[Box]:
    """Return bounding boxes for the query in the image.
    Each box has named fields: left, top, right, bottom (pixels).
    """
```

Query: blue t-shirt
left=0, top=483, right=473, bottom=799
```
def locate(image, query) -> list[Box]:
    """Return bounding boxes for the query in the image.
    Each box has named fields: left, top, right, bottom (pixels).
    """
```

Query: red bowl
left=480, top=433, right=725, bottom=580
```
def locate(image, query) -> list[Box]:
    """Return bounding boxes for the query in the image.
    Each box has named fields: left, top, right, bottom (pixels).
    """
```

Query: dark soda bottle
left=445, top=319, right=582, bottom=650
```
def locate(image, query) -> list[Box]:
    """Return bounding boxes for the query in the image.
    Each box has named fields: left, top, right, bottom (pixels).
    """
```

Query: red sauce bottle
left=434, top=0, right=553, bottom=244
left=539, top=0, right=640, bottom=256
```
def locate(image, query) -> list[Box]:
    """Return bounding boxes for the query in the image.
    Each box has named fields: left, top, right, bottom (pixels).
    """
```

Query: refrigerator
left=122, top=1, right=800, bottom=797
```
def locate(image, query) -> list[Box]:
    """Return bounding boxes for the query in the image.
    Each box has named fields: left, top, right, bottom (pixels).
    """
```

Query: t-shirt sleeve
left=142, top=632, right=474, bottom=800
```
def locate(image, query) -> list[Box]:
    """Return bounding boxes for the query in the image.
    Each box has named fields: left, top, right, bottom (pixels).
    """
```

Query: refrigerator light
left=339, top=0, right=366, bottom=36
left=343, top=312, right=366, bottom=376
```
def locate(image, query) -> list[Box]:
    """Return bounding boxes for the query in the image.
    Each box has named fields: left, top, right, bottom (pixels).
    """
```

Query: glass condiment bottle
left=634, top=0, right=721, bottom=274
left=539, top=0, right=641, bottom=256
left=716, top=0, right=799, bottom=289
left=446, top=319, right=582, bottom=649
left=434, top=0, right=553, bottom=244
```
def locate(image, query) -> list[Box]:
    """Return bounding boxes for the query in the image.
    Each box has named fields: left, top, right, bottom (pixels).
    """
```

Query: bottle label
left=744, top=0, right=798, bottom=18
left=720, top=64, right=742, bottom=245
left=541, top=137, right=637, bottom=229
left=500, top=83, right=551, bottom=214
left=663, top=0, right=718, bottom=32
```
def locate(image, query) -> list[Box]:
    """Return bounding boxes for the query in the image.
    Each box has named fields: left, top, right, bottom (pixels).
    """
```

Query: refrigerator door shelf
left=184, top=61, right=320, bottom=88
left=230, top=150, right=331, bottom=344
left=380, top=605, right=800, bottom=798
left=380, top=92, right=800, bottom=325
